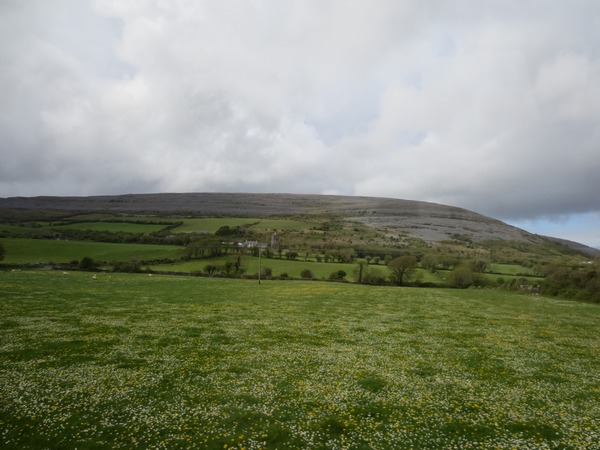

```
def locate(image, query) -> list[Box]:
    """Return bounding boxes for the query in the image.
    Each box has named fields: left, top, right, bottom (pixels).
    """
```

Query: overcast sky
left=1, top=1, right=599, bottom=248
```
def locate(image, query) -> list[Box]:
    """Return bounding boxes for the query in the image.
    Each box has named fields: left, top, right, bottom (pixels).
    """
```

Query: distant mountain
left=1, top=192, right=597, bottom=255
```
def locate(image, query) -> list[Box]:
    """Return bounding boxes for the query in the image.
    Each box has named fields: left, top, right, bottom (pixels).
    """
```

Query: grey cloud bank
left=1, top=1, right=599, bottom=247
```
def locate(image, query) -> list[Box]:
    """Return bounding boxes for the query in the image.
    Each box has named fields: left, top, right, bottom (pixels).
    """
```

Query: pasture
left=0, top=238, right=181, bottom=265
left=47, top=222, right=167, bottom=234
left=1, top=271, right=598, bottom=449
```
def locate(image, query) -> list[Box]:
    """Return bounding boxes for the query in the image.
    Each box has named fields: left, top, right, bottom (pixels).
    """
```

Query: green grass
left=46, top=222, right=167, bottom=234
left=1, top=238, right=182, bottom=264
left=488, top=263, right=537, bottom=276
left=0, top=224, right=43, bottom=235
left=1, top=271, right=598, bottom=449
left=152, top=257, right=437, bottom=283
left=152, top=256, right=360, bottom=280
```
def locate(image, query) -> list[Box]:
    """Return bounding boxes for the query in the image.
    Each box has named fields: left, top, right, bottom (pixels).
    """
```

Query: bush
left=447, top=265, right=478, bottom=288
left=112, top=260, right=141, bottom=273
left=260, top=267, right=273, bottom=279
left=78, top=256, right=98, bottom=271
left=361, top=268, right=387, bottom=285
left=204, top=264, right=218, bottom=275
left=329, top=270, right=347, bottom=281
left=542, top=262, right=600, bottom=303
left=300, top=269, right=314, bottom=279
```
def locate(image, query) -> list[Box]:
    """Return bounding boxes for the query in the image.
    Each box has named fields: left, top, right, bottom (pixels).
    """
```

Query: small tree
left=300, top=269, right=314, bottom=279
left=388, top=255, right=417, bottom=286
left=261, top=267, right=273, bottom=279
left=362, top=267, right=387, bottom=285
left=204, top=264, right=218, bottom=275
left=354, top=261, right=367, bottom=283
left=233, top=256, right=243, bottom=274
left=78, top=256, right=98, bottom=271
left=223, top=261, right=234, bottom=274
left=471, top=259, right=488, bottom=273
left=329, top=270, right=347, bottom=281
left=421, top=253, right=438, bottom=273
left=447, top=265, right=475, bottom=288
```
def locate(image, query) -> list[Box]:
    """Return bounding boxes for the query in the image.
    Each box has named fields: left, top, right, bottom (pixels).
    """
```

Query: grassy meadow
left=1, top=270, right=598, bottom=449
left=47, top=222, right=167, bottom=234
left=1, top=238, right=182, bottom=265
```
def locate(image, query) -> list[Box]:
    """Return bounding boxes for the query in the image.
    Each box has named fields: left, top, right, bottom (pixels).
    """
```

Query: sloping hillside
left=0, top=193, right=595, bottom=254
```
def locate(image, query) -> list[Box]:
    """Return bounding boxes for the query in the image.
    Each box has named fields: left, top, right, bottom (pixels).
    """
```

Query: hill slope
left=1, top=193, right=597, bottom=255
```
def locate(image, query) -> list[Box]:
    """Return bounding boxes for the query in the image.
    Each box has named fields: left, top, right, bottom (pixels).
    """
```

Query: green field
left=488, top=263, right=538, bottom=276
left=1, top=238, right=182, bottom=264
left=1, top=271, right=598, bottom=449
left=0, top=224, right=44, bottom=235
left=47, top=222, right=167, bottom=234
left=152, top=256, right=363, bottom=280
left=152, top=257, right=445, bottom=284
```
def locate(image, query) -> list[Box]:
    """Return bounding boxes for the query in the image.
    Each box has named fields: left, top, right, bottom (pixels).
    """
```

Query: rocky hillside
left=1, top=193, right=597, bottom=254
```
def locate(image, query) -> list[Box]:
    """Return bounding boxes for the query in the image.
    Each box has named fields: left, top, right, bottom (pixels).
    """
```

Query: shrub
left=447, top=265, right=476, bottom=288
left=112, top=260, right=141, bottom=273
left=204, top=264, right=218, bottom=275
left=300, top=269, right=314, bottom=279
left=286, top=251, right=299, bottom=260
left=78, top=256, right=98, bottom=271
left=329, top=270, right=347, bottom=281
left=361, top=268, right=387, bottom=285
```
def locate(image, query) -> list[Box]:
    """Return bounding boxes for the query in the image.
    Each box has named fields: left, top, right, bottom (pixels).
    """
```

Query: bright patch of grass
left=0, top=224, right=42, bottom=235
left=1, top=271, right=598, bottom=449
left=1, top=238, right=181, bottom=264
left=488, top=263, right=537, bottom=276
left=47, top=222, right=167, bottom=234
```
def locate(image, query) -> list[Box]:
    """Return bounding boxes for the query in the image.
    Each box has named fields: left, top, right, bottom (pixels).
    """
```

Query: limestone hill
left=1, top=192, right=598, bottom=256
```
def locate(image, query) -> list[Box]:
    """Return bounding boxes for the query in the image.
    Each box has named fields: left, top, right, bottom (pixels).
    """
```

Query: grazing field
left=151, top=257, right=445, bottom=284
left=47, top=222, right=167, bottom=234
left=1, top=271, right=598, bottom=449
left=487, top=263, right=538, bottom=276
left=0, top=238, right=181, bottom=264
